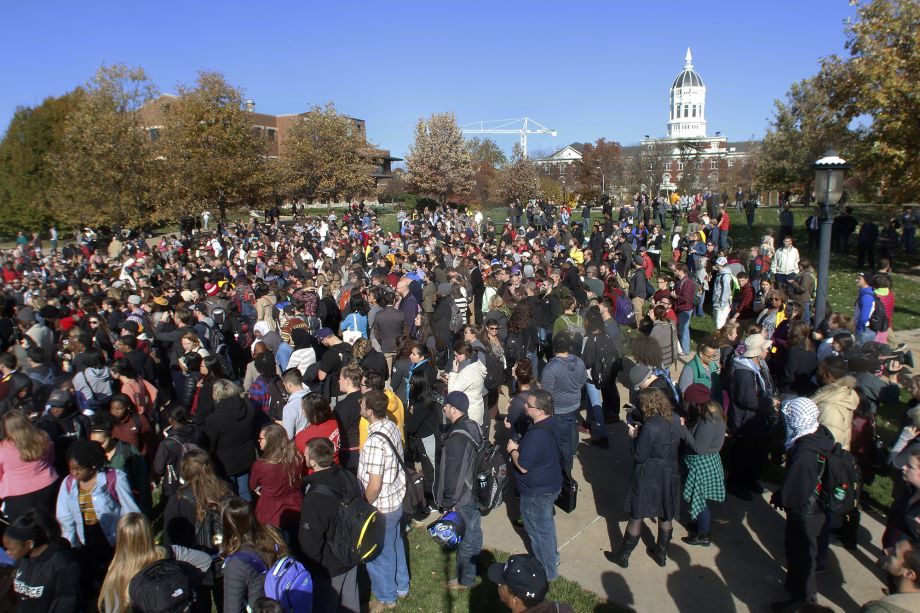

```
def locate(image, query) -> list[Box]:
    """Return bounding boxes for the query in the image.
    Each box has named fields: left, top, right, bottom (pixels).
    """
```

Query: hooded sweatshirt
left=541, top=354, right=588, bottom=414
left=812, top=375, right=859, bottom=450
left=13, top=543, right=81, bottom=613
left=778, top=425, right=835, bottom=514
left=72, top=367, right=112, bottom=411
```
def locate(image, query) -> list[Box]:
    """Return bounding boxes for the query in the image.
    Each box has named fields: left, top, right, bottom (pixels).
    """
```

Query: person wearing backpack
left=581, top=308, right=615, bottom=449
left=434, top=391, right=483, bottom=591
left=769, top=397, right=835, bottom=612
left=220, top=496, right=291, bottom=613
left=854, top=272, right=879, bottom=346
left=540, top=332, right=587, bottom=472
left=153, top=406, right=202, bottom=501
left=298, top=437, right=365, bottom=611
left=447, top=341, right=488, bottom=439
left=55, top=439, right=141, bottom=596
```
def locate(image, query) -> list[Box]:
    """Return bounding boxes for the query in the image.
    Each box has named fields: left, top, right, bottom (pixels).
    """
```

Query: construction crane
left=461, top=117, right=556, bottom=159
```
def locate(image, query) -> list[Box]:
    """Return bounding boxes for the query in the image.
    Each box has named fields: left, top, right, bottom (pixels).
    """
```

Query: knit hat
left=741, top=334, right=772, bottom=358
left=443, top=391, right=470, bottom=413
left=782, top=397, right=819, bottom=450
left=204, top=282, right=218, bottom=297
left=629, top=364, right=654, bottom=389
left=683, top=383, right=711, bottom=405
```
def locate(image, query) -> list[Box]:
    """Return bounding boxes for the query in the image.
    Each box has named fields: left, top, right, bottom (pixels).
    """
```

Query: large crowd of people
left=0, top=193, right=918, bottom=613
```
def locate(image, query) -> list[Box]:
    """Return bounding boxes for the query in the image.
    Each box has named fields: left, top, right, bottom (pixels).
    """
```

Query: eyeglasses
left=88, top=321, right=99, bottom=325
left=488, top=326, right=498, bottom=331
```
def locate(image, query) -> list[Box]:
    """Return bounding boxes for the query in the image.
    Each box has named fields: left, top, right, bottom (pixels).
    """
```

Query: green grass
left=398, top=525, right=626, bottom=613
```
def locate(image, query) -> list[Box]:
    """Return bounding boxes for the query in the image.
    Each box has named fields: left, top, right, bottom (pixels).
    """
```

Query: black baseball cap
left=487, top=554, right=548, bottom=601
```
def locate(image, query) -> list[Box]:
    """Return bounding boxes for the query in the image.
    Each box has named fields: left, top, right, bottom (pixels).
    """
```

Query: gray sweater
left=688, top=417, right=726, bottom=455
left=541, top=354, right=588, bottom=413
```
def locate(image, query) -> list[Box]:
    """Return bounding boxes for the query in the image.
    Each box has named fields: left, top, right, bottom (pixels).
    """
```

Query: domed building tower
left=667, top=48, right=707, bottom=138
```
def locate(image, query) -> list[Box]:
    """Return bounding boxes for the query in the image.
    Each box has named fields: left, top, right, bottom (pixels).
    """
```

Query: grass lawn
left=397, top=524, right=626, bottom=613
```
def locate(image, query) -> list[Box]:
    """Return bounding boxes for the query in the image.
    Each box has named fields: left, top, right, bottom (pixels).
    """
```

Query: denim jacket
left=55, top=468, right=140, bottom=547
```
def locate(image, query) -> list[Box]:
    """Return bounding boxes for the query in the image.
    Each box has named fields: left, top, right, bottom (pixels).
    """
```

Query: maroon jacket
left=733, top=283, right=755, bottom=320
left=674, top=276, right=696, bottom=313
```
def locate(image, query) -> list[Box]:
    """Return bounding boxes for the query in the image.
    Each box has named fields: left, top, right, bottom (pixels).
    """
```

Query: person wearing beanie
left=680, top=384, right=726, bottom=547
left=434, top=391, right=484, bottom=590
left=769, top=397, right=835, bottom=612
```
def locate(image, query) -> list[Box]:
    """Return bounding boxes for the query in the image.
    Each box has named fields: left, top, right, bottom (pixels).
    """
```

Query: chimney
left=245, top=99, right=255, bottom=113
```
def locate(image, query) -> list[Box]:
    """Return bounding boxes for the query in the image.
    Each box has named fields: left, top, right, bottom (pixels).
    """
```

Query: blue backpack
left=614, top=293, right=636, bottom=326
left=224, top=553, right=313, bottom=613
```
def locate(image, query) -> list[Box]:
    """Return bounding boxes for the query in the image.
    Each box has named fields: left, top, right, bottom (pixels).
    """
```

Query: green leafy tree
left=158, top=71, right=267, bottom=221
left=0, top=90, right=82, bottom=236
left=279, top=102, right=376, bottom=203
left=494, top=144, right=540, bottom=204
left=51, top=64, right=159, bottom=228
left=405, top=112, right=475, bottom=204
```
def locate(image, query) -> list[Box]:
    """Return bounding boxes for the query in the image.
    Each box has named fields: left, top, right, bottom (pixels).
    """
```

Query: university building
left=139, top=96, right=401, bottom=188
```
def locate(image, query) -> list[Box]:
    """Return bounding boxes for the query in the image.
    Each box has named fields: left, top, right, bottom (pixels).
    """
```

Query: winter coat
left=626, top=415, right=695, bottom=520
left=222, top=546, right=268, bottom=613
left=447, top=359, right=487, bottom=426
left=728, top=356, right=776, bottom=438
left=812, top=375, right=859, bottom=450
left=649, top=320, right=679, bottom=369
left=778, top=345, right=819, bottom=396
left=434, top=415, right=482, bottom=509
left=776, top=426, right=835, bottom=515
left=299, top=465, right=364, bottom=577
left=205, top=395, right=259, bottom=477
left=152, top=423, right=202, bottom=498
left=712, top=269, right=734, bottom=309
left=55, top=468, right=140, bottom=547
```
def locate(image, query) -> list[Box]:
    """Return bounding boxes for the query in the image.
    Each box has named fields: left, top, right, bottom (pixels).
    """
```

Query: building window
left=677, top=174, right=684, bottom=183
left=663, top=173, right=671, bottom=184
left=252, top=127, right=263, bottom=139
left=692, top=105, right=696, bottom=117
left=728, top=159, right=735, bottom=168
left=267, top=128, right=276, bottom=143
left=677, top=161, right=685, bottom=171
left=665, top=161, right=671, bottom=171
left=683, top=105, right=689, bottom=118
left=710, top=160, right=718, bottom=170
left=148, top=128, right=159, bottom=143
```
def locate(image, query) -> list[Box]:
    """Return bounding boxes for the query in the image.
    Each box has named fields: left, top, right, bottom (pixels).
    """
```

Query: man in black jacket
left=300, top=437, right=363, bottom=613
left=434, top=391, right=483, bottom=590
left=770, top=397, right=835, bottom=612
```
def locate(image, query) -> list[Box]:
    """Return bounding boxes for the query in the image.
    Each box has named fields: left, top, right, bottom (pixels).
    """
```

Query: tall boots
left=607, top=531, right=640, bottom=568
left=649, top=525, right=673, bottom=567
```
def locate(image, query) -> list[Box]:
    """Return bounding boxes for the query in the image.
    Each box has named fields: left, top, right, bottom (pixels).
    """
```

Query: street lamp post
left=596, top=166, right=606, bottom=197
left=561, top=175, right=567, bottom=205
left=813, top=150, right=850, bottom=325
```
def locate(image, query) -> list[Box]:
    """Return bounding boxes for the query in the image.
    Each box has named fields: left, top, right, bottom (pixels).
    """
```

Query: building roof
left=671, top=47, right=704, bottom=89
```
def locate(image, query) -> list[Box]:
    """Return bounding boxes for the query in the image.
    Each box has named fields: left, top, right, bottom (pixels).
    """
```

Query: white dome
left=667, top=48, right=707, bottom=138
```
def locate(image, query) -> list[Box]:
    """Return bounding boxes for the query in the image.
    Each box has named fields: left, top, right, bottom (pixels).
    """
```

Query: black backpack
left=588, top=334, right=618, bottom=388
left=450, top=428, right=512, bottom=513
left=129, top=558, right=195, bottom=613
left=267, top=376, right=290, bottom=421
left=477, top=348, right=504, bottom=391
left=867, top=295, right=889, bottom=333
left=308, top=483, right=384, bottom=568
left=163, top=437, right=202, bottom=495
left=816, top=443, right=862, bottom=515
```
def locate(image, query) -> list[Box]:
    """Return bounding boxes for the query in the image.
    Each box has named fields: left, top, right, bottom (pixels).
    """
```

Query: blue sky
left=1, top=1, right=857, bottom=158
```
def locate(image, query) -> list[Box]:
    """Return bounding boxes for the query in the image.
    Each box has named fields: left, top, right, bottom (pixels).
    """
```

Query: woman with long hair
left=484, top=295, right=509, bottom=343
left=340, top=292, right=370, bottom=339
left=679, top=389, right=727, bottom=547
left=250, top=423, right=304, bottom=533
left=608, top=388, right=694, bottom=569
left=0, top=410, right=59, bottom=523
left=193, top=354, right=229, bottom=425
left=404, top=368, right=441, bottom=503
left=505, top=357, right=535, bottom=442
left=163, top=447, right=232, bottom=555
left=220, top=496, right=289, bottom=613
left=99, top=513, right=212, bottom=613
left=109, top=358, right=158, bottom=418
left=505, top=302, right=538, bottom=380
left=180, top=330, right=211, bottom=358
left=293, top=392, right=340, bottom=464
left=2, top=509, right=80, bottom=612
left=777, top=320, right=819, bottom=397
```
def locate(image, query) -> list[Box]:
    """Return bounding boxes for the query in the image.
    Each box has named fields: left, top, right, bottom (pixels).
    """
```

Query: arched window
left=677, top=160, right=685, bottom=171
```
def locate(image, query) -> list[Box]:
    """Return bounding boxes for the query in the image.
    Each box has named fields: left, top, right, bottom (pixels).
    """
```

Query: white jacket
left=770, top=246, right=800, bottom=275
left=447, top=360, right=488, bottom=426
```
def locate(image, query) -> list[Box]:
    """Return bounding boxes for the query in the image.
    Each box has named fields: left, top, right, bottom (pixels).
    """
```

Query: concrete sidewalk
left=481, top=421, right=890, bottom=613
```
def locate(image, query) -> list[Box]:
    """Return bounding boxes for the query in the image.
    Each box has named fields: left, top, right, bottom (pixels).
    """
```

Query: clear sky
left=1, top=1, right=858, bottom=159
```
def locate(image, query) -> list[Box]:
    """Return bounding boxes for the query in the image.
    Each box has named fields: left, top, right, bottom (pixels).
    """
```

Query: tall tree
left=467, top=137, right=507, bottom=205
left=0, top=90, right=82, bottom=236
left=405, top=112, right=475, bottom=204
left=494, top=144, right=540, bottom=204
left=576, top=138, right=622, bottom=199
left=819, top=0, right=920, bottom=202
left=51, top=64, right=159, bottom=228
left=280, top=102, right=376, bottom=203
left=158, top=71, right=267, bottom=221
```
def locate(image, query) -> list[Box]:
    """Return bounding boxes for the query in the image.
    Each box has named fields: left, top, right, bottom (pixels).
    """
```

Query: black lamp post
left=813, top=150, right=850, bottom=325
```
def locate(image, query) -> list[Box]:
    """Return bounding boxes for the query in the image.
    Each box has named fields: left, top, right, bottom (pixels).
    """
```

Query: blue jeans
left=230, top=472, right=251, bottom=502
left=696, top=505, right=712, bottom=533
left=520, top=491, right=561, bottom=580
left=366, top=509, right=410, bottom=603
left=856, top=328, right=877, bottom=346
left=454, top=501, right=482, bottom=586
left=677, top=310, right=692, bottom=354
left=555, top=411, right=578, bottom=472
left=527, top=350, right=540, bottom=380
left=801, top=301, right=812, bottom=326
left=710, top=228, right=720, bottom=250
left=585, top=382, right=607, bottom=441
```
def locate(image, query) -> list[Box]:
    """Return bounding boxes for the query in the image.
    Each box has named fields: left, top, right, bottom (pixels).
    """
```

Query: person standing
left=711, top=257, right=734, bottom=330
left=771, top=236, right=800, bottom=290
left=434, top=391, right=483, bottom=590
left=857, top=219, right=879, bottom=270
left=769, top=397, right=835, bottom=612
left=49, top=225, right=58, bottom=255
left=671, top=264, right=696, bottom=356
left=359, top=390, right=409, bottom=611
left=779, top=205, right=794, bottom=240
left=506, top=390, right=562, bottom=580
left=540, top=332, right=587, bottom=472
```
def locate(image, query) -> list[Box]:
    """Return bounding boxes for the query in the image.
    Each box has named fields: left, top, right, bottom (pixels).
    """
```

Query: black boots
left=649, top=526, right=673, bottom=567
left=606, top=532, right=640, bottom=568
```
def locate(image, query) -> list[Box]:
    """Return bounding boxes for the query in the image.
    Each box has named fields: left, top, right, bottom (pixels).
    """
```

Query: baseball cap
left=127, top=295, right=142, bottom=306
left=487, top=554, right=548, bottom=602
left=314, top=327, right=334, bottom=341
left=443, top=391, right=470, bottom=413
left=715, top=256, right=728, bottom=267
left=48, top=389, right=74, bottom=408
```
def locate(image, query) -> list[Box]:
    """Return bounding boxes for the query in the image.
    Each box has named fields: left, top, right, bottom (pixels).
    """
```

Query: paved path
left=481, top=419, right=889, bottom=612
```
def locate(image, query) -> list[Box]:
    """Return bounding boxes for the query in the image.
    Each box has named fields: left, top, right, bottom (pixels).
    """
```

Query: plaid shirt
left=248, top=377, right=271, bottom=414
left=359, top=419, right=406, bottom=514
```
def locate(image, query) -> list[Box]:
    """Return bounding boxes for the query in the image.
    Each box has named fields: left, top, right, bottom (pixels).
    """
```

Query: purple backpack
left=224, top=553, right=313, bottom=613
